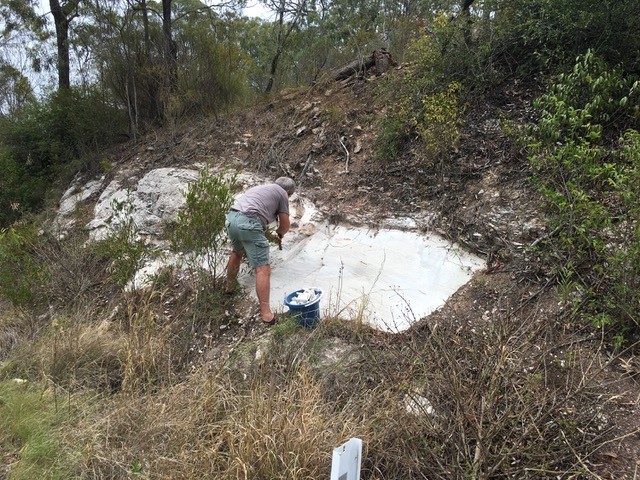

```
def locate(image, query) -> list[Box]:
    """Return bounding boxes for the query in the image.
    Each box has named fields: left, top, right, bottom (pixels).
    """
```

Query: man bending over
left=225, top=177, right=295, bottom=325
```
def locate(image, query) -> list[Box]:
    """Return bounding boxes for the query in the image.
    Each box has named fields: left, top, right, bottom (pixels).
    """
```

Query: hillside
left=2, top=70, right=640, bottom=479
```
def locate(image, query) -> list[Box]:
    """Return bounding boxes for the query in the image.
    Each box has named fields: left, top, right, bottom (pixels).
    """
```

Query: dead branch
left=338, top=135, right=349, bottom=173
left=299, top=153, right=313, bottom=181
left=332, top=49, right=396, bottom=81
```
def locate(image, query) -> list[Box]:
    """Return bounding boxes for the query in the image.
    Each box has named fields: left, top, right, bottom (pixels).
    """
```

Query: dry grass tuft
left=36, top=231, right=113, bottom=308
left=121, top=289, right=175, bottom=393
left=0, top=303, right=30, bottom=361
left=218, top=368, right=337, bottom=479
left=2, top=263, right=633, bottom=480
left=70, top=366, right=363, bottom=479
left=355, top=311, right=616, bottom=479
left=1, top=308, right=124, bottom=391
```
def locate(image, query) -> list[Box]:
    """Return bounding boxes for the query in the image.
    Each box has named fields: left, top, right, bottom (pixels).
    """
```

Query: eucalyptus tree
left=171, top=1, right=251, bottom=112
left=85, top=0, right=248, bottom=132
left=49, top=0, right=81, bottom=90
left=0, top=0, right=48, bottom=100
left=0, top=64, right=34, bottom=116
left=161, top=0, right=177, bottom=92
left=259, top=0, right=310, bottom=92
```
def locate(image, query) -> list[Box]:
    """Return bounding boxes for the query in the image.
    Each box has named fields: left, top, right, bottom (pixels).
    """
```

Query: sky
left=243, top=1, right=272, bottom=19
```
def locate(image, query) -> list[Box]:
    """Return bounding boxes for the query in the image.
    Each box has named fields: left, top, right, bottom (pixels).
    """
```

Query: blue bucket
left=284, top=288, right=323, bottom=328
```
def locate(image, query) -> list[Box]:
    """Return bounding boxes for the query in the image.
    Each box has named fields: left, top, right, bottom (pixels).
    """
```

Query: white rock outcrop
left=86, top=168, right=200, bottom=241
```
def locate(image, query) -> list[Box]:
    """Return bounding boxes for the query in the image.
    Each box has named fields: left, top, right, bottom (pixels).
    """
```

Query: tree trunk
left=461, top=0, right=476, bottom=46
left=264, top=0, right=308, bottom=93
left=138, top=0, right=160, bottom=120
left=140, top=0, right=151, bottom=57
left=49, top=0, right=79, bottom=90
left=333, top=56, right=376, bottom=81
left=265, top=8, right=285, bottom=93
left=162, top=0, right=178, bottom=93
left=265, top=47, right=282, bottom=93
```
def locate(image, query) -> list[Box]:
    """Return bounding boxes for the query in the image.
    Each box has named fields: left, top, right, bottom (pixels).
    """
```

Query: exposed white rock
left=126, top=254, right=180, bottom=291
left=404, top=393, right=435, bottom=416
left=53, top=176, right=106, bottom=235
left=57, top=167, right=484, bottom=333
left=240, top=223, right=484, bottom=333
left=58, top=176, right=105, bottom=216
left=86, top=168, right=200, bottom=241
left=381, top=216, right=419, bottom=230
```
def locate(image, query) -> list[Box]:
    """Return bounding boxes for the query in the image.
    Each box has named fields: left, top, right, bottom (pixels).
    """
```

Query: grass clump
left=69, top=366, right=361, bottom=479
left=0, top=381, right=81, bottom=479
left=1, top=312, right=124, bottom=392
left=120, top=289, right=176, bottom=393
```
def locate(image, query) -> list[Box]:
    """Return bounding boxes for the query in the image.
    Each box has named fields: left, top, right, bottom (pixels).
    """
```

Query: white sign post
left=330, top=438, right=362, bottom=480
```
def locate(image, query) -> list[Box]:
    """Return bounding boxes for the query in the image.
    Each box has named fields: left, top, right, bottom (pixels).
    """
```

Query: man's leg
left=226, top=250, right=244, bottom=293
left=255, top=264, right=273, bottom=322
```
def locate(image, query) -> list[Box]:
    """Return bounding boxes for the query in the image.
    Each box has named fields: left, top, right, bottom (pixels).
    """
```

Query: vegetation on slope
left=1, top=0, right=640, bottom=478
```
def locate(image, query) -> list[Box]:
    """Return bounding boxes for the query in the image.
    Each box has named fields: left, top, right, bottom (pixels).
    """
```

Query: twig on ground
left=299, top=154, right=313, bottom=180
left=339, top=135, right=350, bottom=173
left=530, top=226, right=562, bottom=248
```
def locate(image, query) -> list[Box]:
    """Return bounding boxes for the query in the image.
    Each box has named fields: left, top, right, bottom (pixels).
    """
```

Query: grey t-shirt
left=231, top=184, right=289, bottom=227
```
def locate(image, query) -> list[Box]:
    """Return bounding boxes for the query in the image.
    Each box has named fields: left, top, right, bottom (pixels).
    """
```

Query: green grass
left=0, top=380, right=80, bottom=479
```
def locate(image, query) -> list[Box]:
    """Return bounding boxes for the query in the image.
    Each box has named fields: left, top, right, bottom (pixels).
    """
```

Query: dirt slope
left=97, top=72, right=639, bottom=478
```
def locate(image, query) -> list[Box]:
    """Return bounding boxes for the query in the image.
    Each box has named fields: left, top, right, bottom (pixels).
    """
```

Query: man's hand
left=266, top=229, right=283, bottom=250
left=265, top=229, right=281, bottom=244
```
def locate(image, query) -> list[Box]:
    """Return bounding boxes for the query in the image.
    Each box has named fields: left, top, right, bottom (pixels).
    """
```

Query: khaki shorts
left=226, top=211, right=270, bottom=268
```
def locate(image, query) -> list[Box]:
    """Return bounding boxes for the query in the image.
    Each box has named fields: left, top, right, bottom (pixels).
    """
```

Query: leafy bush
left=492, top=0, right=640, bottom=76
left=413, top=82, right=463, bottom=158
left=374, top=116, right=409, bottom=162
left=0, top=224, right=45, bottom=308
left=527, top=50, right=640, bottom=341
left=96, top=195, right=155, bottom=290
left=172, top=166, right=237, bottom=276
left=0, top=88, right=126, bottom=228
left=376, top=42, right=464, bottom=164
left=0, top=148, right=49, bottom=228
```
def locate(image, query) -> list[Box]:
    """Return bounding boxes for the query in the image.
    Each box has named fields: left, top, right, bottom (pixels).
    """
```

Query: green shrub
left=0, top=224, right=45, bottom=308
left=0, top=88, right=127, bottom=228
left=375, top=15, right=466, bottom=164
left=527, top=51, right=640, bottom=341
left=0, top=148, right=48, bottom=228
left=413, top=82, right=463, bottom=158
left=171, top=166, right=237, bottom=276
left=491, top=0, right=640, bottom=76
left=374, top=116, right=409, bottom=162
left=96, top=195, right=155, bottom=290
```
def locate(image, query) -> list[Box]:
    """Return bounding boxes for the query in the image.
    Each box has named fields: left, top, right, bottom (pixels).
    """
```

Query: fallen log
left=333, top=49, right=396, bottom=81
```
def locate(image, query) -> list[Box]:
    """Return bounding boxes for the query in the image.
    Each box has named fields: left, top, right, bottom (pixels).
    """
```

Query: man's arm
left=276, top=213, right=290, bottom=237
